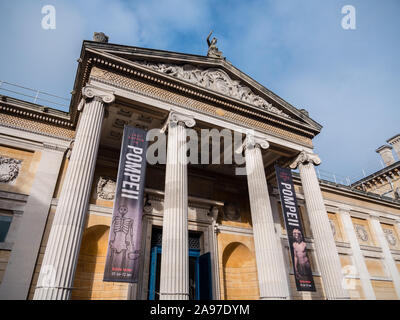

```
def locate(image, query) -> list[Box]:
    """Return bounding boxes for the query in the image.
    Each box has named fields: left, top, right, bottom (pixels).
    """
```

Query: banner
left=275, top=165, right=316, bottom=292
left=103, top=126, right=148, bottom=283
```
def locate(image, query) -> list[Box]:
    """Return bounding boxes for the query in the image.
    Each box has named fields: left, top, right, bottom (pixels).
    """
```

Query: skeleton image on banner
left=104, top=126, right=148, bottom=283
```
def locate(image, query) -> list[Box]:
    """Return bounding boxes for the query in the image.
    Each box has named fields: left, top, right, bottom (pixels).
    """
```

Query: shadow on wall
left=222, top=242, right=259, bottom=300
left=71, top=224, right=129, bottom=300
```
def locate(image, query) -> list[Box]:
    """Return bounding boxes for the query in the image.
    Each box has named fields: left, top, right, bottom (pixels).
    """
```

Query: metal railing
left=0, top=80, right=69, bottom=109
left=314, top=158, right=389, bottom=187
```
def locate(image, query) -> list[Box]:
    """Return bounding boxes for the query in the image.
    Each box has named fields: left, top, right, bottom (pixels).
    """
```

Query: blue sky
left=0, top=0, right=399, bottom=181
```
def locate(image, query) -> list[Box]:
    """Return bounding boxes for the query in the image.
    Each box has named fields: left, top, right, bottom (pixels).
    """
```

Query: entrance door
left=148, top=246, right=212, bottom=300
left=148, top=228, right=213, bottom=300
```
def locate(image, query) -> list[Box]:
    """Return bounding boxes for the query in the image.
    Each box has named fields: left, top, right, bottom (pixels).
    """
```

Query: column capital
left=246, top=135, right=269, bottom=150
left=289, top=150, right=321, bottom=169
left=77, top=85, right=115, bottom=111
left=160, top=111, right=196, bottom=133
left=42, top=142, right=69, bottom=153
left=236, top=135, right=269, bottom=154
left=369, top=212, right=381, bottom=219
left=338, top=205, right=352, bottom=214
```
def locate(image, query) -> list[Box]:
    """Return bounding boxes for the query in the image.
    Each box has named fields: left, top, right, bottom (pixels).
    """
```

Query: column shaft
left=298, top=161, right=349, bottom=299
left=245, top=143, right=289, bottom=300
left=34, top=91, right=111, bottom=299
left=159, top=113, right=194, bottom=300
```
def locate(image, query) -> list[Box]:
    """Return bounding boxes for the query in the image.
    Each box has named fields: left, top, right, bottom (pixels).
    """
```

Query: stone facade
left=0, top=38, right=399, bottom=301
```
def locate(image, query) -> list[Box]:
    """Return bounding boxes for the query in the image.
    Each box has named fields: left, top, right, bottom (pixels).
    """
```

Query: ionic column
left=339, top=208, right=375, bottom=299
left=159, top=111, right=195, bottom=300
left=369, top=215, right=400, bottom=298
left=290, top=151, right=349, bottom=300
left=244, top=135, right=290, bottom=300
left=33, top=86, right=115, bottom=300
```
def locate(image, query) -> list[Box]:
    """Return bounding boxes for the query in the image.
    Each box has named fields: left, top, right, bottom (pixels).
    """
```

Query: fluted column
left=33, top=86, right=115, bottom=300
left=159, top=111, right=195, bottom=300
left=290, top=151, right=349, bottom=299
left=244, top=135, right=290, bottom=300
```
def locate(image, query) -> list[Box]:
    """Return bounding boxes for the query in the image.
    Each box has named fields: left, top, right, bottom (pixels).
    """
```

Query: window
left=0, top=214, right=12, bottom=242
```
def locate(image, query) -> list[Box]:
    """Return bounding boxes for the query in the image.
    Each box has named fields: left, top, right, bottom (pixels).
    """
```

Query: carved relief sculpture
left=223, top=202, right=241, bottom=221
left=383, top=228, right=397, bottom=247
left=0, top=156, right=22, bottom=183
left=354, top=224, right=369, bottom=242
left=136, top=61, right=291, bottom=119
left=97, top=176, right=116, bottom=200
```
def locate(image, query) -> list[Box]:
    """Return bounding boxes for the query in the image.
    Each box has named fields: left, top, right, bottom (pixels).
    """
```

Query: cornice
left=0, top=95, right=73, bottom=128
left=351, top=161, right=400, bottom=190
left=83, top=55, right=317, bottom=144
left=291, top=173, right=400, bottom=209
left=70, top=43, right=321, bottom=140
left=81, top=40, right=323, bottom=132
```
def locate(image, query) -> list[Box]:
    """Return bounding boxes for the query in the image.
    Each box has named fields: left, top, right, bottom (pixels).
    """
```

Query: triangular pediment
left=79, top=41, right=322, bottom=134
left=136, top=61, right=291, bottom=119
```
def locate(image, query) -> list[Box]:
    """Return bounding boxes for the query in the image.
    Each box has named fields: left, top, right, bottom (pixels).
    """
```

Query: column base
left=260, top=296, right=289, bottom=300
left=159, top=292, right=190, bottom=300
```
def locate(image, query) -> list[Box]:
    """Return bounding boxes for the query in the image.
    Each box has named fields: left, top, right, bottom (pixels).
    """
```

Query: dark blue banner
left=275, top=165, right=316, bottom=292
left=104, top=126, right=148, bottom=283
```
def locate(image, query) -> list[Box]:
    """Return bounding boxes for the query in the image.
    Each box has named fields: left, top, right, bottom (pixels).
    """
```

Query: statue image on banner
left=292, top=228, right=312, bottom=282
left=275, top=165, right=316, bottom=291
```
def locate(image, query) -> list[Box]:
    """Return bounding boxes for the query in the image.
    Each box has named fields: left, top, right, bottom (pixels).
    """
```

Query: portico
left=29, top=37, right=350, bottom=301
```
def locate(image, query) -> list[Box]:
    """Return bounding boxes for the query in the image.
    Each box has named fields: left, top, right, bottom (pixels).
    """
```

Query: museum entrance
left=148, top=227, right=212, bottom=300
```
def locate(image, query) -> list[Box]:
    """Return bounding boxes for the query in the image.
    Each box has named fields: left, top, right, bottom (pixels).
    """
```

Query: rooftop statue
left=206, top=31, right=223, bottom=58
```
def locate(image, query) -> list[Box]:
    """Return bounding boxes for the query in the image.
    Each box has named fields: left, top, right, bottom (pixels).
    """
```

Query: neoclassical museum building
left=0, top=33, right=400, bottom=300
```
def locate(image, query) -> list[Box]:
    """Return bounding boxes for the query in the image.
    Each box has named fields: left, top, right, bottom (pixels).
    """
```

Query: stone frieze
left=137, top=61, right=291, bottom=119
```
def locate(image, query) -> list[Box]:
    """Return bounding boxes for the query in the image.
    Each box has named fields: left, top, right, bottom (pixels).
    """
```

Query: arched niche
left=222, top=242, right=259, bottom=300
left=71, top=224, right=129, bottom=300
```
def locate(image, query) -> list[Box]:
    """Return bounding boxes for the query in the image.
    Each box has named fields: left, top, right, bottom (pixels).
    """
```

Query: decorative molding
left=217, top=224, right=253, bottom=236
left=96, top=176, right=116, bottom=200
left=0, top=156, right=22, bottom=184
left=290, top=151, right=321, bottom=169
left=42, top=142, right=69, bottom=153
left=137, top=61, right=291, bottom=119
left=0, top=100, right=73, bottom=128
